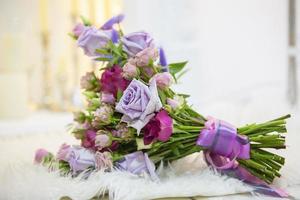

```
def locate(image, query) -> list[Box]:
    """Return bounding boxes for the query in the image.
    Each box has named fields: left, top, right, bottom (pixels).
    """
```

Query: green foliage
left=80, top=15, right=92, bottom=26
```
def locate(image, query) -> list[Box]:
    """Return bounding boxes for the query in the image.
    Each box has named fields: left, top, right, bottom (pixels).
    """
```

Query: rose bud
left=150, top=72, right=174, bottom=90
left=122, top=62, right=138, bottom=79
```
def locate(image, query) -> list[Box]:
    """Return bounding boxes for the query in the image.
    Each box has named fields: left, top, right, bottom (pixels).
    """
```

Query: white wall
left=123, top=0, right=291, bottom=122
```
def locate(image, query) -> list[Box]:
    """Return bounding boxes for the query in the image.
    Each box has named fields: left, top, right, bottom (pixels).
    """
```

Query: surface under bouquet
left=35, top=14, right=290, bottom=198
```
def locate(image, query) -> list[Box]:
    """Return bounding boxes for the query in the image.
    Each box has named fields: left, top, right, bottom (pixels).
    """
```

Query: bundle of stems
left=146, top=101, right=290, bottom=184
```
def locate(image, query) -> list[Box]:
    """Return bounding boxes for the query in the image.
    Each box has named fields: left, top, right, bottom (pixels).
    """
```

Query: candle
left=39, top=0, right=48, bottom=33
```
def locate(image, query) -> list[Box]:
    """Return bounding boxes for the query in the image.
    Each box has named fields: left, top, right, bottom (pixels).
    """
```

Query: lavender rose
left=56, top=143, right=71, bottom=162
left=68, top=146, right=95, bottom=174
left=116, top=151, right=158, bottom=181
left=115, top=79, right=162, bottom=133
left=77, top=26, right=113, bottom=57
left=121, top=31, right=154, bottom=57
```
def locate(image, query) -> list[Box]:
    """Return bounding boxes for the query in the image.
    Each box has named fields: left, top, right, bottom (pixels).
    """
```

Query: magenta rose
left=100, top=66, right=130, bottom=97
left=142, top=109, right=173, bottom=145
left=82, top=130, right=97, bottom=149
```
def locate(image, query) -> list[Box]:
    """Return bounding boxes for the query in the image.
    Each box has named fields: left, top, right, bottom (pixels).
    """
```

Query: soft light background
left=1, top=0, right=300, bottom=199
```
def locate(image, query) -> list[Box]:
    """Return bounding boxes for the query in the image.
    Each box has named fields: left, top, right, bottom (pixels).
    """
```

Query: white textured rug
left=0, top=110, right=300, bottom=200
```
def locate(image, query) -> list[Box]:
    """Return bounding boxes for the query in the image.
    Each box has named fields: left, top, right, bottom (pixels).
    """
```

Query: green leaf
left=80, top=15, right=92, bottom=26
left=95, top=48, right=110, bottom=55
left=68, top=33, right=77, bottom=40
left=82, top=91, right=97, bottom=99
left=117, top=89, right=123, bottom=102
left=95, top=57, right=111, bottom=62
left=168, top=61, right=188, bottom=75
left=158, top=89, right=167, bottom=104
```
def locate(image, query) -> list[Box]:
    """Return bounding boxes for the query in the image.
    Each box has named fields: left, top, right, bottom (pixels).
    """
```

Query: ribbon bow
left=197, top=117, right=288, bottom=198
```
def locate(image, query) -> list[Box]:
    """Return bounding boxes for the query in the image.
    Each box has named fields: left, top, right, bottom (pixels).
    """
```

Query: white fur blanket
left=0, top=112, right=300, bottom=200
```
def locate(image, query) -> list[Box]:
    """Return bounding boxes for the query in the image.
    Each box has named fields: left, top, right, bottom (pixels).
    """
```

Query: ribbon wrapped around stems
left=197, top=117, right=288, bottom=198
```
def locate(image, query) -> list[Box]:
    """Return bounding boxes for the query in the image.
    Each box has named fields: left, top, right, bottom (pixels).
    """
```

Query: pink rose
left=150, top=72, right=174, bottom=90
left=34, top=148, right=49, bottom=164
left=73, top=23, right=86, bottom=37
left=122, top=62, right=138, bottom=79
left=131, top=47, right=158, bottom=66
left=95, top=134, right=112, bottom=150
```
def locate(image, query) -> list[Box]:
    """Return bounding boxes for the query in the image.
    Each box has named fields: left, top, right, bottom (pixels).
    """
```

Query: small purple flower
left=95, top=151, right=113, bottom=171
left=73, top=23, right=86, bottom=37
left=101, top=14, right=125, bottom=30
left=68, top=146, right=95, bottom=174
left=121, top=31, right=154, bottom=57
left=159, top=48, right=169, bottom=72
left=115, top=79, right=162, bottom=133
left=101, top=92, right=115, bottom=104
left=34, top=148, right=49, bottom=164
left=56, top=143, right=71, bottom=162
left=116, top=151, right=158, bottom=181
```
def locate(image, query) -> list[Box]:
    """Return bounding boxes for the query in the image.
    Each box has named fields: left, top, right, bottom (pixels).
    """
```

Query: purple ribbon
left=197, top=116, right=288, bottom=198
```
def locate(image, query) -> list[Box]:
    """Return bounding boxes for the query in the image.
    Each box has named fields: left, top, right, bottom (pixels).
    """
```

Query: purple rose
left=115, top=79, right=162, bottom=133
left=73, top=23, right=86, bottom=37
left=77, top=26, right=114, bottom=57
left=121, top=31, right=154, bottom=57
left=68, top=146, right=95, bottom=174
left=34, top=148, right=50, bottom=164
left=56, top=143, right=71, bottom=162
left=116, top=151, right=158, bottom=181
left=100, top=66, right=130, bottom=97
left=82, top=130, right=97, bottom=149
left=143, top=110, right=173, bottom=145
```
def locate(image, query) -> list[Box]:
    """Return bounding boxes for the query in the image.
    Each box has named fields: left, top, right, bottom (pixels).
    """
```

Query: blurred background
left=0, top=0, right=299, bottom=124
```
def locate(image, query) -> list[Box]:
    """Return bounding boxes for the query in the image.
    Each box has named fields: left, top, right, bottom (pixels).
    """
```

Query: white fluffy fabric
left=0, top=109, right=300, bottom=200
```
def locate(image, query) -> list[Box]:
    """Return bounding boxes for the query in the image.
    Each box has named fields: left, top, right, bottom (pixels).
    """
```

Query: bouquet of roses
left=35, top=14, right=290, bottom=198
